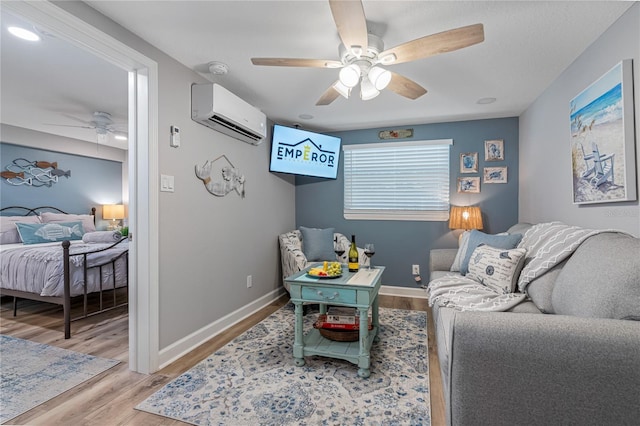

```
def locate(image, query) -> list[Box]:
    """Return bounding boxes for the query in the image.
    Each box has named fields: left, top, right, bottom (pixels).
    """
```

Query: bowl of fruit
left=307, top=261, right=342, bottom=279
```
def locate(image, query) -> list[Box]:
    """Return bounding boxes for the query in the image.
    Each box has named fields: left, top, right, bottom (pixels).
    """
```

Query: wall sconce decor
left=449, top=205, right=483, bottom=231
left=103, top=204, right=125, bottom=230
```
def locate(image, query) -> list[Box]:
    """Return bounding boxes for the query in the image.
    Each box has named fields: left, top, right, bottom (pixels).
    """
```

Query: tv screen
left=269, top=124, right=342, bottom=179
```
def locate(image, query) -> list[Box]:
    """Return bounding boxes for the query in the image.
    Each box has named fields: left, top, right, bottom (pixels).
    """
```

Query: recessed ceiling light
left=477, top=97, right=496, bottom=105
left=8, top=26, right=40, bottom=42
left=114, top=135, right=128, bottom=141
left=298, top=114, right=314, bottom=120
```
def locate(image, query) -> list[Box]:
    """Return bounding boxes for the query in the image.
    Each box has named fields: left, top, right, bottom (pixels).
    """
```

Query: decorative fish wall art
left=195, top=154, right=245, bottom=198
left=1, top=158, right=71, bottom=187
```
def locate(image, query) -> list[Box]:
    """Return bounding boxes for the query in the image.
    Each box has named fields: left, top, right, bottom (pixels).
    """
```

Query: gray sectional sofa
left=428, top=222, right=640, bottom=426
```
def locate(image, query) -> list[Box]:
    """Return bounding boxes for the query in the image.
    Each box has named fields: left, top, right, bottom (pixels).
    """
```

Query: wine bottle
left=348, top=235, right=359, bottom=272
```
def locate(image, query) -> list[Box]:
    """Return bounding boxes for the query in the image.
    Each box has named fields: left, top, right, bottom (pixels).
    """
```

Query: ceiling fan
left=251, top=0, right=484, bottom=105
left=46, top=111, right=127, bottom=142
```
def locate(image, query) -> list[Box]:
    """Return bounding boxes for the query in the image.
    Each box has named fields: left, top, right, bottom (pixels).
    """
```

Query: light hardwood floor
left=0, top=294, right=445, bottom=425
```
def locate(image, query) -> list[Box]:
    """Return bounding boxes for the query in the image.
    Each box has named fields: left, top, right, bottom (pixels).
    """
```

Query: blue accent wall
left=0, top=143, right=123, bottom=223
left=295, top=117, right=519, bottom=287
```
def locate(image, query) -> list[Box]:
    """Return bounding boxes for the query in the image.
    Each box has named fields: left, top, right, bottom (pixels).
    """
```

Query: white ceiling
left=1, top=1, right=634, bottom=150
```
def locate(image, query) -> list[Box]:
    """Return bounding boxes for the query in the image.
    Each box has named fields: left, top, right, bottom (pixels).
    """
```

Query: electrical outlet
left=412, top=264, right=420, bottom=275
left=246, top=275, right=252, bottom=288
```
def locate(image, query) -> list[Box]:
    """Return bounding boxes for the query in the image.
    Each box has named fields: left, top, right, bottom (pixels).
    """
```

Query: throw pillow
left=16, top=221, right=85, bottom=244
left=466, top=244, right=527, bottom=294
left=0, top=215, right=41, bottom=244
left=450, top=231, right=471, bottom=272
left=299, top=226, right=336, bottom=262
left=551, top=233, right=640, bottom=320
left=40, top=212, right=96, bottom=233
left=460, top=230, right=523, bottom=275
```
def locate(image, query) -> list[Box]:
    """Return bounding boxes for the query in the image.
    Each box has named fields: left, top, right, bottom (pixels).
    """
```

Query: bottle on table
left=348, top=234, right=359, bottom=272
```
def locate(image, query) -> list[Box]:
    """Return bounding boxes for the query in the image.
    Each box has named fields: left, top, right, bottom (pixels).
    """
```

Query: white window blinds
left=343, top=139, right=452, bottom=221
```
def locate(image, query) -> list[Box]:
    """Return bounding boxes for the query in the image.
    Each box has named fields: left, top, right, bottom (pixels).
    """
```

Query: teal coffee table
left=285, top=264, right=385, bottom=378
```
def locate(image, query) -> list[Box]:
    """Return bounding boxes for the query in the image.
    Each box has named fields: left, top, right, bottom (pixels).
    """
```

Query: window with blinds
left=343, top=139, right=452, bottom=221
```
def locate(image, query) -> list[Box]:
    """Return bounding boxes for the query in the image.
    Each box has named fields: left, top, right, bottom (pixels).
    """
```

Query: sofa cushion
left=466, top=245, right=527, bottom=294
left=525, top=258, right=568, bottom=314
left=552, top=233, right=640, bottom=320
left=460, top=230, right=523, bottom=275
left=299, top=226, right=336, bottom=262
left=450, top=231, right=471, bottom=272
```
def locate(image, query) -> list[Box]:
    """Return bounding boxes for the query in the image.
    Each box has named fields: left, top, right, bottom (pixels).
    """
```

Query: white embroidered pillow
left=466, top=244, right=527, bottom=294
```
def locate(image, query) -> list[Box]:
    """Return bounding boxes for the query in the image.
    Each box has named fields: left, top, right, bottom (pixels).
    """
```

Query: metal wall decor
left=378, top=128, right=413, bottom=140
left=195, top=154, right=245, bottom=198
left=1, top=158, right=70, bottom=187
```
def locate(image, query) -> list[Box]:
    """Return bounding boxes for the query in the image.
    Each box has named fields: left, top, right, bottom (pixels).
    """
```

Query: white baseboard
left=158, top=287, right=287, bottom=369
left=379, top=285, right=428, bottom=299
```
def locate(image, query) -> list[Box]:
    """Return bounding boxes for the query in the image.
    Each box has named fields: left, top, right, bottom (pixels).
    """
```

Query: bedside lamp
left=449, top=205, right=483, bottom=233
left=103, top=204, right=125, bottom=231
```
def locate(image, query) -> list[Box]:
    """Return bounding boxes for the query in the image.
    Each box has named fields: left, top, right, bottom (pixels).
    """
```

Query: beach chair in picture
left=589, top=142, right=614, bottom=188
left=578, top=143, right=595, bottom=179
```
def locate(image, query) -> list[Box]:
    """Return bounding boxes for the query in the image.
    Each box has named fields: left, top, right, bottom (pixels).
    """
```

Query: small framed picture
left=457, top=177, right=480, bottom=193
left=484, top=139, right=504, bottom=161
left=483, top=166, right=508, bottom=183
left=460, top=152, right=478, bottom=173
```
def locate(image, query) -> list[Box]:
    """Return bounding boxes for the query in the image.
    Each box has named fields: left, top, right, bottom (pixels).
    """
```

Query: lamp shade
left=103, top=204, right=125, bottom=220
left=449, top=206, right=483, bottom=230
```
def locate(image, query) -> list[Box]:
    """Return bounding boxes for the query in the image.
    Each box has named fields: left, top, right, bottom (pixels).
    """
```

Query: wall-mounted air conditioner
left=191, top=83, right=267, bottom=145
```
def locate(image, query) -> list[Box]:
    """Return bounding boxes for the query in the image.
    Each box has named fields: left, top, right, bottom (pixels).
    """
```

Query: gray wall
left=55, top=2, right=296, bottom=349
left=295, top=117, right=519, bottom=286
left=519, top=3, right=639, bottom=236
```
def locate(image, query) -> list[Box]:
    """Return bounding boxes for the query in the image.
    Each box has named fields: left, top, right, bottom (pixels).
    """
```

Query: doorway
left=2, top=1, right=159, bottom=373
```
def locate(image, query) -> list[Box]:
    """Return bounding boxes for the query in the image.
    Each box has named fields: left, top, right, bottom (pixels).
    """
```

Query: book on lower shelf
left=325, top=307, right=371, bottom=325
left=314, top=314, right=372, bottom=331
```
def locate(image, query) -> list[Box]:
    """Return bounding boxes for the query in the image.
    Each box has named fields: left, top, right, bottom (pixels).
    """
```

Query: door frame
left=4, top=1, right=160, bottom=373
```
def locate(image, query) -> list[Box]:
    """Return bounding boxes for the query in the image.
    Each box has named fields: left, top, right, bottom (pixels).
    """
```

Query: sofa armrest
left=429, top=249, right=458, bottom=274
left=448, top=312, right=640, bottom=426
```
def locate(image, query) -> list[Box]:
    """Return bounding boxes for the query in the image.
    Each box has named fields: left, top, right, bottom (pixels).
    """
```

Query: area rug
left=0, top=335, right=120, bottom=424
left=136, top=303, right=430, bottom=425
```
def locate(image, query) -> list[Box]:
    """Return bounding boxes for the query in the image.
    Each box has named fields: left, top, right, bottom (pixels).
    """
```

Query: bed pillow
left=466, top=245, right=527, bottom=294
left=40, top=212, right=96, bottom=233
left=0, top=215, right=41, bottom=244
left=16, top=221, right=85, bottom=245
left=299, top=226, right=335, bottom=262
left=460, top=230, right=523, bottom=275
left=82, top=231, right=122, bottom=243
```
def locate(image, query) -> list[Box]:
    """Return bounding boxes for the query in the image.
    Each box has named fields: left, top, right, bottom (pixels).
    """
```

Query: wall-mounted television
left=269, top=124, right=342, bottom=179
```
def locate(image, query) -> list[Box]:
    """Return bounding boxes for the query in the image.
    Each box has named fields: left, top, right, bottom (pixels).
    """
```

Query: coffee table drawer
left=301, top=286, right=356, bottom=304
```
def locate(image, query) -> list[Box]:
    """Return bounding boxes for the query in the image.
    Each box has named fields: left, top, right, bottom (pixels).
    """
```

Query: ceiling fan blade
left=379, top=23, right=484, bottom=65
left=316, top=84, right=341, bottom=106
left=329, top=0, right=368, bottom=52
left=44, top=123, right=95, bottom=129
left=387, top=72, right=427, bottom=100
left=251, top=58, right=342, bottom=68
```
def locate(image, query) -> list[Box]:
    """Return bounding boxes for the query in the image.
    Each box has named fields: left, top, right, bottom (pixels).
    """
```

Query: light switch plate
left=160, top=174, right=175, bottom=192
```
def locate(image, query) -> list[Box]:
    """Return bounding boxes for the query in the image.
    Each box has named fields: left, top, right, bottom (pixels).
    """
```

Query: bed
left=0, top=206, right=129, bottom=338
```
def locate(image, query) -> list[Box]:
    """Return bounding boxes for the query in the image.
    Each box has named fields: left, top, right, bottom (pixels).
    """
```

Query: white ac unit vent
left=191, top=83, right=267, bottom=145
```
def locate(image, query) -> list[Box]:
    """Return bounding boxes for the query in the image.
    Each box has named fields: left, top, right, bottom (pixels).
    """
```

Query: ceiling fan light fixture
left=368, top=66, right=391, bottom=91
left=360, top=77, right=380, bottom=101
left=333, top=81, right=351, bottom=99
left=339, top=64, right=361, bottom=88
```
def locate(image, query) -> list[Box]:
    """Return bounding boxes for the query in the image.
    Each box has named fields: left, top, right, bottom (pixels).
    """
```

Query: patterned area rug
left=137, top=303, right=430, bottom=425
left=0, top=335, right=120, bottom=424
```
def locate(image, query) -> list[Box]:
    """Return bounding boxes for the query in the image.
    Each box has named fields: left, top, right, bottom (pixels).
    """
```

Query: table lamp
left=449, top=205, right=483, bottom=234
left=103, top=204, right=125, bottom=231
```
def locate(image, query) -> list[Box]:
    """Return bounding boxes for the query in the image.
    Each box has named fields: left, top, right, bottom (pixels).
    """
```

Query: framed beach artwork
left=457, top=177, right=480, bottom=193
left=460, top=152, right=478, bottom=173
left=483, top=167, right=507, bottom=183
left=570, top=59, right=636, bottom=204
left=484, top=139, right=504, bottom=161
